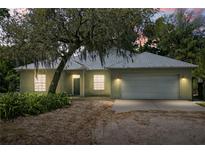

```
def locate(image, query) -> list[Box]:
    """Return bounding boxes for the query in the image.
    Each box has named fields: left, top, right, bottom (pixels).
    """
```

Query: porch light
left=181, top=75, right=186, bottom=80
left=116, top=78, right=121, bottom=82
left=72, top=74, right=80, bottom=79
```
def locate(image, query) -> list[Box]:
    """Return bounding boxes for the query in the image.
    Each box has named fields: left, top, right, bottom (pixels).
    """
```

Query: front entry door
left=73, top=78, right=80, bottom=96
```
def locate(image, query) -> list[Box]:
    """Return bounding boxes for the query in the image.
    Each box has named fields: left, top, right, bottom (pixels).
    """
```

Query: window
left=34, top=74, right=46, bottom=91
left=93, top=75, right=104, bottom=90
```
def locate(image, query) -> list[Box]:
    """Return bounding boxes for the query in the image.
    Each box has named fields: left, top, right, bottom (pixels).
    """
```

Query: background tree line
left=0, top=9, right=19, bottom=92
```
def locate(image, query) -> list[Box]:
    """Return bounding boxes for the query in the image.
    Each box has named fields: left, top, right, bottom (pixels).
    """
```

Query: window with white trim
left=93, top=75, right=104, bottom=90
left=34, top=74, right=46, bottom=92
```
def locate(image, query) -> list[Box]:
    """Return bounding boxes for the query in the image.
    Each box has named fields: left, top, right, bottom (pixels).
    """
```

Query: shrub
left=196, top=102, right=205, bottom=107
left=0, top=93, right=70, bottom=120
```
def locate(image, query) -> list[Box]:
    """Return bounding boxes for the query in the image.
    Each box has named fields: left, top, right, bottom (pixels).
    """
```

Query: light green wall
left=19, top=68, right=193, bottom=99
left=19, top=70, right=66, bottom=93
left=20, top=69, right=111, bottom=96
left=20, top=70, right=34, bottom=92
left=111, top=68, right=193, bottom=100
left=84, top=70, right=111, bottom=96
left=65, top=70, right=111, bottom=96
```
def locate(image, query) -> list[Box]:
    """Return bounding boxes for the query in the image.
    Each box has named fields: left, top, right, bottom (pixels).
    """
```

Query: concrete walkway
left=112, top=99, right=205, bottom=113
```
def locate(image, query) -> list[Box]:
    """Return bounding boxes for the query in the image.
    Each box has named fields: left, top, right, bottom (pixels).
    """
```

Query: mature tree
left=0, top=8, right=19, bottom=92
left=0, top=59, right=19, bottom=92
left=1, top=8, right=156, bottom=93
left=0, top=8, right=9, bottom=20
left=143, top=9, right=205, bottom=79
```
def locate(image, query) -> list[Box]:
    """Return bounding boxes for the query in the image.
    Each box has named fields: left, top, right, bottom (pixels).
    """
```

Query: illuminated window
left=93, top=75, right=104, bottom=90
left=34, top=74, right=46, bottom=91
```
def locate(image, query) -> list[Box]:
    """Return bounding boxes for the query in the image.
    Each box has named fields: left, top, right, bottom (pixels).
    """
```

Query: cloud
left=160, top=8, right=205, bottom=16
left=160, top=8, right=176, bottom=12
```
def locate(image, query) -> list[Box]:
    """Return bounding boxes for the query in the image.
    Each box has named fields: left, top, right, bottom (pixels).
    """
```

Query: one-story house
left=16, top=49, right=197, bottom=100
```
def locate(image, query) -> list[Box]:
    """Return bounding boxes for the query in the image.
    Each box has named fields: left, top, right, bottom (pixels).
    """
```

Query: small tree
left=1, top=8, right=156, bottom=93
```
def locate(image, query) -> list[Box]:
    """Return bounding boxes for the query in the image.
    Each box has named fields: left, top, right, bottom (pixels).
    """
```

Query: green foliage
left=0, top=60, right=19, bottom=92
left=2, top=9, right=156, bottom=63
left=196, top=102, right=205, bottom=107
left=1, top=9, right=19, bottom=92
left=1, top=8, right=157, bottom=93
left=143, top=9, right=205, bottom=79
left=0, top=93, right=70, bottom=120
left=0, top=8, right=9, bottom=21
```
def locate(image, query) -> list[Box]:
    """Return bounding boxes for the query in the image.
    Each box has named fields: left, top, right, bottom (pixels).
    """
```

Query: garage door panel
left=121, top=74, right=179, bottom=99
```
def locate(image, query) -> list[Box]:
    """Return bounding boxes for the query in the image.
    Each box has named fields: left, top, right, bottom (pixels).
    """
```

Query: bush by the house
left=0, top=93, right=70, bottom=120
left=196, top=102, right=205, bottom=107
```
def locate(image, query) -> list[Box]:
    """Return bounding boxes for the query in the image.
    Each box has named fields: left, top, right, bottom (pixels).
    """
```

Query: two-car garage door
left=121, top=74, right=179, bottom=99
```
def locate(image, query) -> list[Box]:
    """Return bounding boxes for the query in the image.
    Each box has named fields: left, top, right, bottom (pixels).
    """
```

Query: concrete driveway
left=112, top=99, right=205, bottom=113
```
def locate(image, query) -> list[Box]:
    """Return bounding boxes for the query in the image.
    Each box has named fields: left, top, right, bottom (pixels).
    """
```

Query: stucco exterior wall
left=84, top=70, right=111, bottom=96
left=40, top=70, right=112, bottom=96
left=20, top=70, right=35, bottom=93
left=64, top=70, right=111, bottom=96
left=19, top=68, right=193, bottom=99
left=111, top=68, right=193, bottom=100
left=19, top=69, right=111, bottom=96
left=19, top=70, right=66, bottom=93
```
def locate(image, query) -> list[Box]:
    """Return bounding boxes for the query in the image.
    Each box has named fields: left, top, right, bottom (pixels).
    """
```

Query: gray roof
left=106, top=52, right=197, bottom=69
left=16, top=59, right=86, bottom=70
left=15, top=50, right=197, bottom=70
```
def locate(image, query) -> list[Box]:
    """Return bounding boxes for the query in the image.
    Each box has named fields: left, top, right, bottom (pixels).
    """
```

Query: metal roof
left=15, top=59, right=86, bottom=70
left=106, top=52, right=197, bottom=69
left=15, top=50, right=197, bottom=70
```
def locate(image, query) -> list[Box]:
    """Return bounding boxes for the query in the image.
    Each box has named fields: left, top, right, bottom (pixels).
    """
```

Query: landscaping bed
left=196, top=102, right=205, bottom=107
left=0, top=93, right=70, bottom=120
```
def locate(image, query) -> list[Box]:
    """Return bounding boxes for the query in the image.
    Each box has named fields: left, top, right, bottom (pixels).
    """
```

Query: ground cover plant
left=196, top=102, right=205, bottom=107
left=0, top=93, right=70, bottom=120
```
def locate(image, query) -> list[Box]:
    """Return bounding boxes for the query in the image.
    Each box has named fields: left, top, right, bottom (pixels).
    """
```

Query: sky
left=10, top=8, right=205, bottom=16
left=5, top=8, right=205, bottom=47
left=160, top=8, right=205, bottom=15
left=137, top=8, right=205, bottom=46
left=10, top=8, right=205, bottom=19
left=149, top=8, right=205, bottom=21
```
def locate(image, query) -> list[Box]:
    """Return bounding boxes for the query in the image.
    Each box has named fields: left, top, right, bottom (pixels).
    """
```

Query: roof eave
left=106, top=66, right=198, bottom=69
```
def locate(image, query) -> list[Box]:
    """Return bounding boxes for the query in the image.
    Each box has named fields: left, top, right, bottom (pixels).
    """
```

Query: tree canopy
left=0, top=8, right=9, bottom=20
left=0, top=8, right=19, bottom=92
left=142, top=9, right=205, bottom=79
left=1, top=8, right=157, bottom=93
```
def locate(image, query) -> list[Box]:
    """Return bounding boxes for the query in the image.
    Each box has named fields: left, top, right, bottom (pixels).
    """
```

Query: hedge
left=0, top=93, right=70, bottom=120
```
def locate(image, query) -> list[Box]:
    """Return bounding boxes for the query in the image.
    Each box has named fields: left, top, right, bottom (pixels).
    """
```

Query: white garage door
left=121, top=74, right=179, bottom=99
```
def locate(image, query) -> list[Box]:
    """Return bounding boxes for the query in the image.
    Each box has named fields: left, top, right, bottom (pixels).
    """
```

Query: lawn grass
left=196, top=102, right=205, bottom=107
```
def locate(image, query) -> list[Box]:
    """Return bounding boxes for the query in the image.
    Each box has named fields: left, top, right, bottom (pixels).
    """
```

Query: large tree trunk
left=48, top=55, right=69, bottom=93
left=48, top=44, right=80, bottom=93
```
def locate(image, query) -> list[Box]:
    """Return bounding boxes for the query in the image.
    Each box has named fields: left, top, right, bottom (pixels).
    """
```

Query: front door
left=73, top=78, right=80, bottom=96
